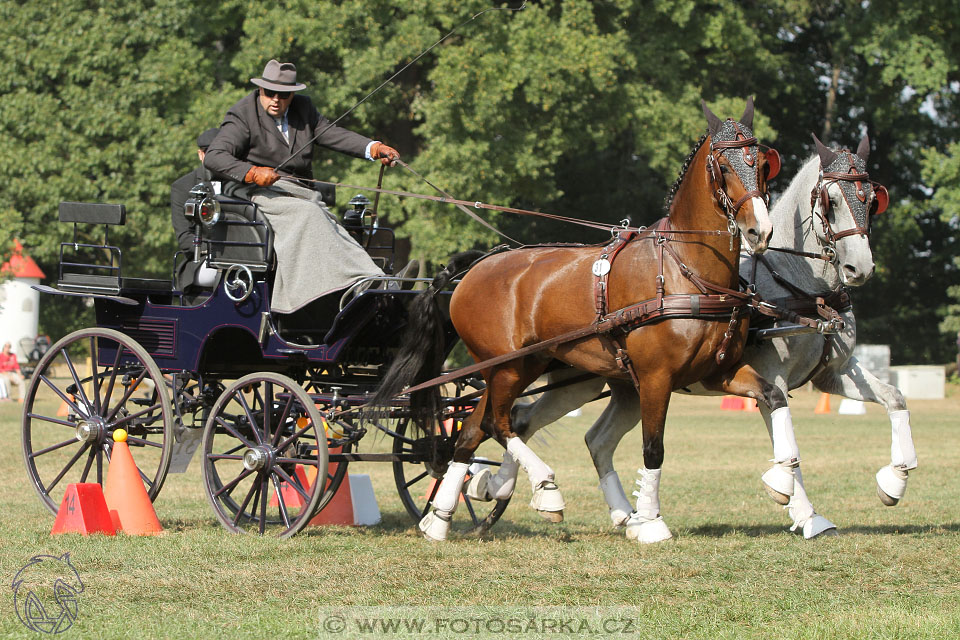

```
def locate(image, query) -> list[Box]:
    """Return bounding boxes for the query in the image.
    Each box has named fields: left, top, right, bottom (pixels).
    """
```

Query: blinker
left=764, top=148, right=781, bottom=181
left=872, top=184, right=889, bottom=215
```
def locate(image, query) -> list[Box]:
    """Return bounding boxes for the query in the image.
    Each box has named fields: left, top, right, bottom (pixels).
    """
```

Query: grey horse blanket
left=236, top=179, right=383, bottom=313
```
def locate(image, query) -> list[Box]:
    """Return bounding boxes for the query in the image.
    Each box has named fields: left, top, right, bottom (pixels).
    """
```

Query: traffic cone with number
left=743, top=398, right=760, bottom=412
left=102, top=429, right=163, bottom=535
left=814, top=392, right=831, bottom=414
left=308, top=446, right=355, bottom=525
left=51, top=483, right=116, bottom=536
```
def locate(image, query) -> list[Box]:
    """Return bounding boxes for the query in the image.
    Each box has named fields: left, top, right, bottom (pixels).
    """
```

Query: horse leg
left=812, top=357, right=916, bottom=506
left=418, top=389, right=492, bottom=541
left=702, top=363, right=797, bottom=504
left=623, top=379, right=673, bottom=544
left=755, top=402, right=838, bottom=538
left=584, top=380, right=643, bottom=527
left=467, top=368, right=605, bottom=503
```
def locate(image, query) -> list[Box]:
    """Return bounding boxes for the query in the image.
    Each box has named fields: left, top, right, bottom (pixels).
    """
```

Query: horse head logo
left=11, top=553, right=84, bottom=634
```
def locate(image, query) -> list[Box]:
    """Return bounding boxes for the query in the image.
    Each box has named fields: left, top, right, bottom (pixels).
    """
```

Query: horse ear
left=812, top=133, right=838, bottom=169
left=856, top=134, right=870, bottom=162
left=702, top=100, right=723, bottom=136
left=740, top=96, right=755, bottom=129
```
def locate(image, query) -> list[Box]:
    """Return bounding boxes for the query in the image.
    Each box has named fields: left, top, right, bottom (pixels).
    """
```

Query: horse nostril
left=842, top=264, right=861, bottom=281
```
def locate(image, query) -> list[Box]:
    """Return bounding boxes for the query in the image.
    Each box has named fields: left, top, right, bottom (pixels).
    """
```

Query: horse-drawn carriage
left=21, top=183, right=507, bottom=538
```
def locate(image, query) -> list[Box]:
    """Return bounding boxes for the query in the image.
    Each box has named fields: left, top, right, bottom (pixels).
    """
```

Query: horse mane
left=663, top=132, right=709, bottom=214
left=770, top=153, right=821, bottom=238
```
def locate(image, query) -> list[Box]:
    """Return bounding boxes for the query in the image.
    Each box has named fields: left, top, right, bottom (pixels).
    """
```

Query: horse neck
left=759, top=155, right=842, bottom=294
left=665, top=141, right=739, bottom=285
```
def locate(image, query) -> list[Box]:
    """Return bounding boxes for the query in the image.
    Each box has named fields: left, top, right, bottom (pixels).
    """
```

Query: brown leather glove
left=370, top=142, right=400, bottom=167
left=244, top=166, right=281, bottom=187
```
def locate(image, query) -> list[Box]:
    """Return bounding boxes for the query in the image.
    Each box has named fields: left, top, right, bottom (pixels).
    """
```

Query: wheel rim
left=21, top=328, right=173, bottom=514
left=202, top=372, right=329, bottom=538
left=392, top=417, right=509, bottom=535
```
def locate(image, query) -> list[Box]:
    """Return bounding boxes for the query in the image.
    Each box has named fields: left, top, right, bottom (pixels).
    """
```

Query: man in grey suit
left=204, top=59, right=407, bottom=314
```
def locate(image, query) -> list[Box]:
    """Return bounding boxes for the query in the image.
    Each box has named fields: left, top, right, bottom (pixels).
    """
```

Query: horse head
left=810, top=133, right=886, bottom=286
left=701, top=97, right=777, bottom=253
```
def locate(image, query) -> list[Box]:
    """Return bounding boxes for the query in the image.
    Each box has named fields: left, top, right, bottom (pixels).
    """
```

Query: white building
left=0, top=240, right=46, bottom=362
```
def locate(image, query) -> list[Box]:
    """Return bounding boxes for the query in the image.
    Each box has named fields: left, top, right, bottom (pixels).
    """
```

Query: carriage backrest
left=59, top=202, right=126, bottom=225
left=204, top=197, right=273, bottom=271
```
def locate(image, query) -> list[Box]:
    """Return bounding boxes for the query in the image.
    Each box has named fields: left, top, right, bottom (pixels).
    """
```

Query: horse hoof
left=530, top=481, right=566, bottom=514
left=876, top=465, right=908, bottom=507
left=625, top=515, right=673, bottom=544
left=418, top=511, right=452, bottom=542
left=538, top=509, right=564, bottom=523
left=465, top=468, right=492, bottom=502
left=761, top=464, right=795, bottom=505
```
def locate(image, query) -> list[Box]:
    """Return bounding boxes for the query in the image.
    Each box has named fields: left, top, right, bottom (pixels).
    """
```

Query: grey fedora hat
left=251, top=59, right=307, bottom=92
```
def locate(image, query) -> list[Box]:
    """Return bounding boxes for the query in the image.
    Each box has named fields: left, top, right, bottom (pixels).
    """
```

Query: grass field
left=2, top=385, right=959, bottom=638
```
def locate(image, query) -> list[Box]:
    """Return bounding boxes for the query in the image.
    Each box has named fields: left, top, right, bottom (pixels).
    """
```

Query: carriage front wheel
left=21, top=328, right=174, bottom=514
left=201, top=372, right=329, bottom=538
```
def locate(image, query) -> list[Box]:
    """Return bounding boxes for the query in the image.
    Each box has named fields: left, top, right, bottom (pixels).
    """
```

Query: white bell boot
left=625, top=468, right=673, bottom=544
left=505, top=438, right=565, bottom=521
left=876, top=465, right=909, bottom=507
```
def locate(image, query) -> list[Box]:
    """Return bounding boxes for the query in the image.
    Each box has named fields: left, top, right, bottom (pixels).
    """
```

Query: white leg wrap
left=770, top=406, right=800, bottom=463
left=418, top=462, right=468, bottom=541
left=761, top=463, right=796, bottom=504
left=787, top=468, right=837, bottom=539
left=506, top=437, right=555, bottom=489
left=598, top=471, right=632, bottom=527
left=624, top=468, right=672, bottom=543
left=889, top=410, right=917, bottom=470
left=876, top=464, right=909, bottom=505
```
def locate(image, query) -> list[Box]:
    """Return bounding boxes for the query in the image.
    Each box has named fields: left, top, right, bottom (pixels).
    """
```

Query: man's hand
left=370, top=142, right=400, bottom=167
left=244, top=166, right=281, bottom=186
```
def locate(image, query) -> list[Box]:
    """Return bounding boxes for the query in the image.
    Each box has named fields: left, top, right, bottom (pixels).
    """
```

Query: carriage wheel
left=202, top=372, right=329, bottom=538
left=22, top=328, right=174, bottom=514
left=392, top=416, right=509, bottom=535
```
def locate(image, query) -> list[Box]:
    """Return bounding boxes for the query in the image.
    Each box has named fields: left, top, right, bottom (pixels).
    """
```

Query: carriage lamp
left=184, top=184, right=221, bottom=228
left=344, top=194, right=371, bottom=229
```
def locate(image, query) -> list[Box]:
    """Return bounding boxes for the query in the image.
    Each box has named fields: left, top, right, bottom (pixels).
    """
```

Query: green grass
left=2, top=387, right=959, bottom=638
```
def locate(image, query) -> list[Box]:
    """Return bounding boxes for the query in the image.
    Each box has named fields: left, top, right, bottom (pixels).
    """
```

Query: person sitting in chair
left=0, top=342, right=25, bottom=402
left=204, top=59, right=417, bottom=315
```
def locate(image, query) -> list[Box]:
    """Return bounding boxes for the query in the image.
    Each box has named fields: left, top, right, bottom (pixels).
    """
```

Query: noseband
left=809, top=150, right=888, bottom=262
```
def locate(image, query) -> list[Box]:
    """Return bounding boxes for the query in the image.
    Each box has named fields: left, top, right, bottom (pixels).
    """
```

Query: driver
left=204, top=59, right=413, bottom=314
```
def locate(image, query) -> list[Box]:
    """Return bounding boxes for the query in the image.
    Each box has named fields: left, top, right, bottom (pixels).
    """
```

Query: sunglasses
left=262, top=88, right=292, bottom=100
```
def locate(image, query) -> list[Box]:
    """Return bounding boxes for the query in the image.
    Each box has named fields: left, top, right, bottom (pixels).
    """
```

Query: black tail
left=369, top=250, right=486, bottom=432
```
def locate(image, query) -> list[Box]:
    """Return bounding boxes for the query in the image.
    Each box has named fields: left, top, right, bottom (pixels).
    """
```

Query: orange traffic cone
left=57, top=394, right=75, bottom=418
left=814, top=392, right=831, bottom=414
left=102, top=429, right=163, bottom=535
left=309, top=447, right=355, bottom=525
left=720, top=396, right=745, bottom=411
left=51, top=483, right=116, bottom=536
left=743, top=398, right=760, bottom=412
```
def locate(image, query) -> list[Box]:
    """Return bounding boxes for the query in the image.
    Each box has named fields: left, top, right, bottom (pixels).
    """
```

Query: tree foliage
left=1, top=0, right=957, bottom=363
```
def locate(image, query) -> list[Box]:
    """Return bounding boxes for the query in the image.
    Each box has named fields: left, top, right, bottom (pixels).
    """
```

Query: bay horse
left=374, top=99, right=787, bottom=543
left=488, top=133, right=909, bottom=539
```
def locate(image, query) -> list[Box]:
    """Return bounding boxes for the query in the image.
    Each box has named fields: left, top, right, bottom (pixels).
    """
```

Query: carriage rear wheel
left=392, top=416, right=509, bottom=535
left=21, top=328, right=173, bottom=514
left=201, top=372, right=330, bottom=538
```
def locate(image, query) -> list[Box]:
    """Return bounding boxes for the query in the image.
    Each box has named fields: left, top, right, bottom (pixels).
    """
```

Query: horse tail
left=369, top=250, right=487, bottom=432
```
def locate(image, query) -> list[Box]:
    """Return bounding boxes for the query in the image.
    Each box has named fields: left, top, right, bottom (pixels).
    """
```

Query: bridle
left=808, top=150, right=889, bottom=263
left=706, top=120, right=781, bottom=222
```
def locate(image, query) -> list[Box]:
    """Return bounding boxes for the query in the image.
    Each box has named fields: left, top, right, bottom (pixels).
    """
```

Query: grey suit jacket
left=204, top=90, right=372, bottom=185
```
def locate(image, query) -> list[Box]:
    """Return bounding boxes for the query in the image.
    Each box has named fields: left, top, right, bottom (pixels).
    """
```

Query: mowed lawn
left=1, top=385, right=959, bottom=638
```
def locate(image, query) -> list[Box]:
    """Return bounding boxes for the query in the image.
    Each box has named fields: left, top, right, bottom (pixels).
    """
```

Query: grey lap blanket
left=236, top=179, right=383, bottom=314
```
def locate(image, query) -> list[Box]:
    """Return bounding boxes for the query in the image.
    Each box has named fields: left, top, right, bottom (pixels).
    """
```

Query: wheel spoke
left=233, top=480, right=259, bottom=527
left=89, top=337, right=102, bottom=414
left=404, top=469, right=429, bottom=489
left=125, top=435, right=164, bottom=449
left=25, top=412, right=76, bottom=428
left=213, top=467, right=254, bottom=499
left=271, top=394, right=295, bottom=447
left=79, top=447, right=96, bottom=483
left=214, top=415, right=256, bottom=449
left=44, top=442, right=91, bottom=494
left=105, top=369, right=148, bottom=423
left=30, top=437, right=82, bottom=458
left=100, top=346, right=124, bottom=418
left=273, top=466, right=312, bottom=504
left=62, top=348, right=93, bottom=411
left=271, top=475, right=292, bottom=529
left=238, top=392, right=265, bottom=446
left=40, top=375, right=87, bottom=418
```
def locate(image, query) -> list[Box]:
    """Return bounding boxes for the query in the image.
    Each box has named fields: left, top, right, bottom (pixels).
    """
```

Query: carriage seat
left=56, top=202, right=126, bottom=294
